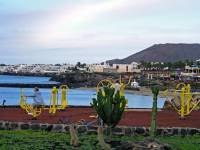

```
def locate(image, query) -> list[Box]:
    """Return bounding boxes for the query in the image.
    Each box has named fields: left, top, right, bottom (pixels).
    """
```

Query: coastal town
left=1, top=59, right=200, bottom=80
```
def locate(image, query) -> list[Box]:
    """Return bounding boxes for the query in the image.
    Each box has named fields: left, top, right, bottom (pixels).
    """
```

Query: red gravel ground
left=0, top=107, right=200, bottom=128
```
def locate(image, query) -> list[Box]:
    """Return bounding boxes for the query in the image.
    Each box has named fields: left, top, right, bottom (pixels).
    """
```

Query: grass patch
left=0, top=130, right=199, bottom=150
left=159, top=135, right=200, bottom=150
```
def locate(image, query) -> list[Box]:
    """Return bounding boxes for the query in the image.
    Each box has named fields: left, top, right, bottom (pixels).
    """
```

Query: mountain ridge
left=106, top=43, right=200, bottom=64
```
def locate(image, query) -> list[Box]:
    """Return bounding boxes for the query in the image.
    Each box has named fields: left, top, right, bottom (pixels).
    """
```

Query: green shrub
left=0, top=130, right=199, bottom=150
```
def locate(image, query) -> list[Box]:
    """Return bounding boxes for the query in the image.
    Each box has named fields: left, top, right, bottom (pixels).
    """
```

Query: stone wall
left=0, top=120, right=200, bottom=136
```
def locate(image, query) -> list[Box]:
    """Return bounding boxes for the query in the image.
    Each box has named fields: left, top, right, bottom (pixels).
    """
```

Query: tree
left=76, top=62, right=81, bottom=68
left=197, top=61, right=200, bottom=66
left=55, top=64, right=61, bottom=66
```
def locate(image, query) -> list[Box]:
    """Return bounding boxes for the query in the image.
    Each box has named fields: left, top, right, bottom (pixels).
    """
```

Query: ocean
left=0, top=75, right=165, bottom=108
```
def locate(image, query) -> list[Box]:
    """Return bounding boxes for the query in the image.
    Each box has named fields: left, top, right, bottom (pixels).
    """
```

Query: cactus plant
left=150, top=86, right=159, bottom=138
left=91, top=86, right=127, bottom=141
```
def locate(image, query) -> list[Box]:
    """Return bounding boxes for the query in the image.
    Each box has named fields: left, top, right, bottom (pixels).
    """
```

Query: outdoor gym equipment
left=48, top=86, right=58, bottom=114
left=20, top=89, right=42, bottom=118
left=118, top=75, right=131, bottom=96
left=97, top=75, right=131, bottom=96
left=97, top=75, right=131, bottom=106
left=60, top=85, right=68, bottom=109
left=165, top=83, right=200, bottom=119
left=91, top=75, right=131, bottom=121
left=20, top=85, right=68, bottom=118
left=48, top=85, right=69, bottom=115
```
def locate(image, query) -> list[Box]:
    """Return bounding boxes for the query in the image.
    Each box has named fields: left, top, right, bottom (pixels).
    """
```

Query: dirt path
left=0, top=107, right=200, bottom=128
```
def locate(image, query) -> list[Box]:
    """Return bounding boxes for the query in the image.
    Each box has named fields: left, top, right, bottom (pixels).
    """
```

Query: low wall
left=0, top=120, right=200, bottom=136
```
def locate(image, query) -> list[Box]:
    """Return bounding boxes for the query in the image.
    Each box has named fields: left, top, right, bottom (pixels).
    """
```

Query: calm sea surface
left=0, top=75, right=58, bottom=84
left=0, top=75, right=165, bottom=108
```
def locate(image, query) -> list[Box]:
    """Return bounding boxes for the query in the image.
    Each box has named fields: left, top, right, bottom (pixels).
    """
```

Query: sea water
left=0, top=75, right=165, bottom=108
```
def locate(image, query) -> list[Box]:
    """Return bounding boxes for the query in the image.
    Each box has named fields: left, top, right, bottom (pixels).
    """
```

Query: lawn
left=0, top=130, right=199, bottom=150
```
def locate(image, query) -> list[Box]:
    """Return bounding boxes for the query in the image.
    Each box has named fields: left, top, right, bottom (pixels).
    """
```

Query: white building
left=42, top=65, right=61, bottom=73
left=88, top=63, right=111, bottom=73
left=131, top=79, right=140, bottom=88
left=113, top=62, right=140, bottom=73
left=181, top=65, right=200, bottom=77
left=0, top=66, right=6, bottom=72
left=31, top=65, right=43, bottom=73
left=59, top=64, right=74, bottom=73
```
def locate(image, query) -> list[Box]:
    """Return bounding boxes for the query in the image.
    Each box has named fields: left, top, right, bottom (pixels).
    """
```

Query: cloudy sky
left=0, top=0, right=199, bottom=64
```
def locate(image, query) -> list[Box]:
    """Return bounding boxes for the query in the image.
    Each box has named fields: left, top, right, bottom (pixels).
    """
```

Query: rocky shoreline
left=50, top=72, right=122, bottom=88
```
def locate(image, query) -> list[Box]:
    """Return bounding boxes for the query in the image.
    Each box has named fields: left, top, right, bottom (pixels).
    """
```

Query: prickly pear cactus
left=150, top=86, right=159, bottom=138
left=91, top=86, right=127, bottom=128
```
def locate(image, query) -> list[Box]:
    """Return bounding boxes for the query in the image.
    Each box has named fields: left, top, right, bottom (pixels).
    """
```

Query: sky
left=0, top=0, right=200, bottom=64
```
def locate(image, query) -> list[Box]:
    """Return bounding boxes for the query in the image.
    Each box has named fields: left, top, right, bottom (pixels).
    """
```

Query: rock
left=165, top=128, right=173, bottom=136
left=30, top=124, right=40, bottom=130
left=20, top=123, right=30, bottom=130
left=180, top=128, right=187, bottom=136
left=40, top=124, right=48, bottom=130
left=77, top=125, right=87, bottom=133
left=160, top=128, right=173, bottom=136
left=116, top=139, right=173, bottom=150
left=157, top=128, right=163, bottom=135
left=64, top=125, right=70, bottom=132
left=0, top=122, right=4, bottom=130
left=172, top=128, right=179, bottom=135
left=135, top=127, right=146, bottom=135
left=148, top=142, right=160, bottom=148
left=87, top=125, right=98, bottom=131
left=188, top=128, right=199, bottom=135
left=51, top=72, right=120, bottom=88
left=46, top=125, right=53, bottom=131
left=87, top=130, right=97, bottom=134
left=0, top=122, right=3, bottom=126
left=87, top=126, right=97, bottom=134
left=10, top=123, right=19, bottom=130
left=113, top=127, right=124, bottom=135
left=4, top=122, right=10, bottom=129
left=52, top=125, right=64, bottom=132
left=0, top=124, right=5, bottom=130
left=125, top=127, right=133, bottom=136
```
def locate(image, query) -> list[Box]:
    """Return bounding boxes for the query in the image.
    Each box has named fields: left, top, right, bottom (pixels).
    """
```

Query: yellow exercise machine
left=97, top=75, right=131, bottom=106
left=48, top=85, right=69, bottom=115
left=165, top=83, right=200, bottom=119
left=20, top=89, right=42, bottom=118
left=118, top=75, right=131, bottom=97
left=97, top=76, right=131, bottom=96
left=20, top=85, right=69, bottom=118
left=60, top=85, right=68, bottom=109
left=48, top=86, right=58, bottom=114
